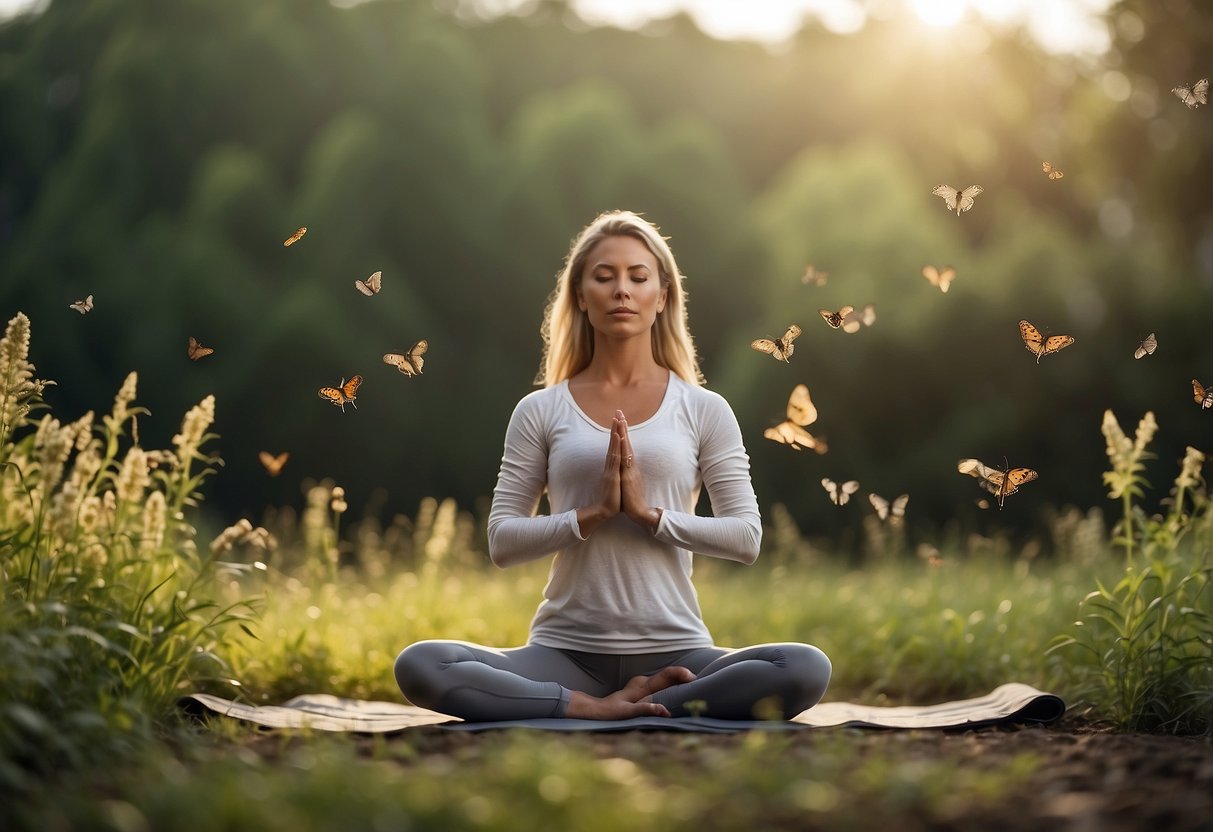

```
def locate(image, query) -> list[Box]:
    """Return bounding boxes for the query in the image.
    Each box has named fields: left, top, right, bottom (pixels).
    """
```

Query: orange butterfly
left=922, top=265, right=956, bottom=293
left=751, top=325, right=801, bottom=362
left=383, top=340, right=428, bottom=377
left=1019, top=320, right=1074, bottom=363
left=258, top=451, right=289, bottom=477
left=70, top=294, right=94, bottom=314
left=932, top=184, right=984, bottom=215
left=1193, top=380, right=1213, bottom=410
left=187, top=336, right=214, bottom=361
left=318, top=374, right=362, bottom=412
left=355, top=271, right=382, bottom=296
left=283, top=226, right=307, bottom=247
left=1042, top=162, right=1064, bottom=180
left=957, top=458, right=1038, bottom=510
left=763, top=384, right=826, bottom=453
left=801, top=264, right=828, bottom=287
left=822, top=478, right=859, bottom=505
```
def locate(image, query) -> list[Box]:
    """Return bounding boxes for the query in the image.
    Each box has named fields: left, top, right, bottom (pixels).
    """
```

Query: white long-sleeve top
left=487, top=374, right=762, bottom=653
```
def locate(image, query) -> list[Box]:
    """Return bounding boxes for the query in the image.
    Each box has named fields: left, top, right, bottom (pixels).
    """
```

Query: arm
left=654, top=393, right=762, bottom=564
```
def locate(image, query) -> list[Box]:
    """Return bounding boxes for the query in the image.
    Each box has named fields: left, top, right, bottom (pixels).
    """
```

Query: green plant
left=0, top=312, right=259, bottom=791
left=1049, top=410, right=1212, bottom=734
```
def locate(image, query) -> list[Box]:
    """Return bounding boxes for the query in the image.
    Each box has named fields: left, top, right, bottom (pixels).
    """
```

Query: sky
left=0, top=0, right=1115, bottom=54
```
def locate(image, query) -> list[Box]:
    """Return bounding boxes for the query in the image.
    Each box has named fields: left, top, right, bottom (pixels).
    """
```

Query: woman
left=394, top=210, right=831, bottom=721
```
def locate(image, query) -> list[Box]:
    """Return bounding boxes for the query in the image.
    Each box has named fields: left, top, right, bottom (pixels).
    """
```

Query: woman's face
left=577, top=234, right=668, bottom=339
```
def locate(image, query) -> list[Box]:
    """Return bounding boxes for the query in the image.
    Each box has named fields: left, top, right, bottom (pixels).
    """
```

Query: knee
left=783, top=643, right=832, bottom=710
left=394, top=640, right=454, bottom=706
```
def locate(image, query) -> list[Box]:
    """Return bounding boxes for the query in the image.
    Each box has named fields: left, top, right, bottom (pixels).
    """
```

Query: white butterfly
left=763, top=384, right=826, bottom=453
left=932, top=184, right=984, bottom=216
left=869, top=493, right=909, bottom=523
left=70, top=294, right=94, bottom=314
left=921, top=265, right=956, bottom=293
left=822, top=478, right=860, bottom=506
left=1173, top=78, right=1208, bottom=109
left=841, top=303, right=875, bottom=334
left=355, top=271, right=382, bottom=296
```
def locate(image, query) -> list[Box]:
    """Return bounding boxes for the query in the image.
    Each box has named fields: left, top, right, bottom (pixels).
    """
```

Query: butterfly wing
left=356, top=271, right=382, bottom=296
left=283, top=227, right=307, bottom=246
left=406, top=339, right=428, bottom=374
left=1134, top=333, right=1157, bottom=360
left=1006, top=468, right=1039, bottom=490
left=869, top=493, right=890, bottom=520
left=341, top=374, right=363, bottom=400
left=785, top=384, right=818, bottom=427
left=822, top=478, right=839, bottom=503
left=318, top=386, right=345, bottom=408
left=1194, top=380, right=1213, bottom=409
left=923, top=265, right=957, bottom=292
left=187, top=336, right=214, bottom=361
left=802, top=265, right=828, bottom=286
left=957, top=185, right=984, bottom=213
left=70, top=294, right=93, bottom=314
left=891, top=494, right=909, bottom=518
left=765, top=422, right=822, bottom=452
left=840, top=481, right=859, bottom=504
left=1043, top=334, right=1076, bottom=356
left=819, top=308, right=842, bottom=329
left=1019, top=320, right=1045, bottom=357
left=751, top=338, right=787, bottom=361
left=932, top=184, right=959, bottom=213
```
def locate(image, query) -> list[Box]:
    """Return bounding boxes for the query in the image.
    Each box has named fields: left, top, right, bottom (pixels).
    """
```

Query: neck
left=579, top=333, right=666, bottom=386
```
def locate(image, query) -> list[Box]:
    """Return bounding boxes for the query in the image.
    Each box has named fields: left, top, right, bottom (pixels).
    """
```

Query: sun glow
left=908, top=0, right=967, bottom=27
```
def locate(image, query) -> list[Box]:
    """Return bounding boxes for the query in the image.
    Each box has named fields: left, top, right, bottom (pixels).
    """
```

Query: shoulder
left=671, top=376, right=735, bottom=421
left=506, top=383, right=568, bottom=430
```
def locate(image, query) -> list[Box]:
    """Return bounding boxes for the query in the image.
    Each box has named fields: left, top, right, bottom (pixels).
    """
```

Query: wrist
left=645, top=507, right=663, bottom=535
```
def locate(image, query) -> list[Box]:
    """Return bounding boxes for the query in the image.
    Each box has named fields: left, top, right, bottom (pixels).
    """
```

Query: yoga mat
left=179, top=683, right=1065, bottom=734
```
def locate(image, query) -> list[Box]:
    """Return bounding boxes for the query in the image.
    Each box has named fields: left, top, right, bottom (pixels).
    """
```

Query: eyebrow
left=590, top=262, right=653, bottom=271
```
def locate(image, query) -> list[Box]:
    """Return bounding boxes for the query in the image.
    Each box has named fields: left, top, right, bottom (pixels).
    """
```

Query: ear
left=657, top=286, right=668, bottom=314
left=577, top=290, right=587, bottom=312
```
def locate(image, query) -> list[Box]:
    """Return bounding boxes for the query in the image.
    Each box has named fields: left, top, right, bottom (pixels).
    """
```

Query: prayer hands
left=576, top=410, right=661, bottom=537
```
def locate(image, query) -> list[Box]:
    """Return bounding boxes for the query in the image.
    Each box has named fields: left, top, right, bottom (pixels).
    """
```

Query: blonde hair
left=538, top=210, right=703, bottom=387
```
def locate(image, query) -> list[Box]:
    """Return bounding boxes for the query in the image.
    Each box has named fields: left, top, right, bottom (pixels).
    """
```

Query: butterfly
left=283, top=226, right=307, bottom=247
left=258, top=451, right=289, bottom=477
left=1193, top=380, right=1213, bottom=410
left=841, top=303, right=876, bottom=333
left=383, top=340, right=428, bottom=377
left=1019, top=320, right=1075, bottom=363
left=921, top=265, right=956, bottom=293
left=819, top=306, right=853, bottom=329
left=69, top=294, right=94, bottom=314
left=355, top=271, right=382, bottom=296
left=1041, top=162, right=1064, bottom=180
left=932, top=184, right=984, bottom=216
left=869, top=493, right=909, bottom=523
left=318, top=374, right=362, bottom=412
left=1172, top=78, right=1208, bottom=109
left=821, top=478, right=860, bottom=505
left=1134, top=333, right=1157, bottom=360
left=751, top=325, right=802, bottom=362
left=763, top=384, right=826, bottom=453
left=187, top=336, right=214, bottom=361
left=957, top=458, right=1038, bottom=510
left=801, top=264, right=828, bottom=287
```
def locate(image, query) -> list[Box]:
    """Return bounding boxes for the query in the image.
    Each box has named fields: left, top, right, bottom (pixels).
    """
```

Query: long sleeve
left=653, top=390, right=762, bottom=564
left=486, top=393, right=584, bottom=568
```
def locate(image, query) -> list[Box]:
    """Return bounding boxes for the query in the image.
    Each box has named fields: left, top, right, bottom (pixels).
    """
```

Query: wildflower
left=1175, top=446, right=1206, bottom=491
left=330, top=486, right=348, bottom=514
left=173, top=394, right=215, bottom=466
left=116, top=446, right=151, bottom=504
left=210, top=518, right=276, bottom=554
left=33, top=415, right=76, bottom=501
left=141, top=490, right=167, bottom=552
left=0, top=312, right=36, bottom=435
left=104, top=371, right=139, bottom=438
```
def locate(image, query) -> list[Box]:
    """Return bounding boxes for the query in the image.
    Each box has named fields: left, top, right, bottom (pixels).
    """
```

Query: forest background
left=2, top=0, right=1211, bottom=553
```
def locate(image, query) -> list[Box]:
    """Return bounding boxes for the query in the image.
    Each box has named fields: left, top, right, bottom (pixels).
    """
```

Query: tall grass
left=0, top=312, right=256, bottom=792
left=1049, top=409, right=1212, bottom=734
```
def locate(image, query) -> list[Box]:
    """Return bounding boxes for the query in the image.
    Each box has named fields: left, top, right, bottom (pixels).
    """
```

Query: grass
left=1, top=310, right=1210, bottom=830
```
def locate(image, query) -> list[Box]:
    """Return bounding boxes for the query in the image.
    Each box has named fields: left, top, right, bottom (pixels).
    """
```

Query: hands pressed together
left=577, top=410, right=663, bottom=538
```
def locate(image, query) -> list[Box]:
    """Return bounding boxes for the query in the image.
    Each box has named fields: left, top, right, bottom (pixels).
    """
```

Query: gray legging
left=394, top=640, right=831, bottom=721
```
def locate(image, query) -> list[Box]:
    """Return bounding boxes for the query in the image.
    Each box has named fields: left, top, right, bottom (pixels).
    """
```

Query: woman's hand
left=617, top=411, right=662, bottom=534
left=575, top=413, right=624, bottom=536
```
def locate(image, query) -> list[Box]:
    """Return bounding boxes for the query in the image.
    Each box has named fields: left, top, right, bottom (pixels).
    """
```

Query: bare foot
left=566, top=666, right=697, bottom=720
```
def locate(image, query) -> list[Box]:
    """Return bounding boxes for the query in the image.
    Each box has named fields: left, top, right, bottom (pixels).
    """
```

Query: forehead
left=585, top=234, right=657, bottom=270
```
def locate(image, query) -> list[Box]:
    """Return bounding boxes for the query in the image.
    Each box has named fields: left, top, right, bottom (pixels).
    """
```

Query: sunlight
left=908, top=0, right=967, bottom=27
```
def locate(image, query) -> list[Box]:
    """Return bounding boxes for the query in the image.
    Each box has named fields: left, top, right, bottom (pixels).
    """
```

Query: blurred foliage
left=1, top=0, right=1211, bottom=550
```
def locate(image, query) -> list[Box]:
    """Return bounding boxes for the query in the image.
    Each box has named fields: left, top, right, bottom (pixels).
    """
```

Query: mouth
left=609, top=308, right=637, bottom=315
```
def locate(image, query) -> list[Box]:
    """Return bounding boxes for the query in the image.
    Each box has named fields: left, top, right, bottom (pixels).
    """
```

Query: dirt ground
left=335, top=716, right=1213, bottom=832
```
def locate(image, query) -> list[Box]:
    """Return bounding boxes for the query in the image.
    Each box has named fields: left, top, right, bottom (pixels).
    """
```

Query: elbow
left=486, top=524, right=512, bottom=568
left=738, top=523, right=762, bottom=566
